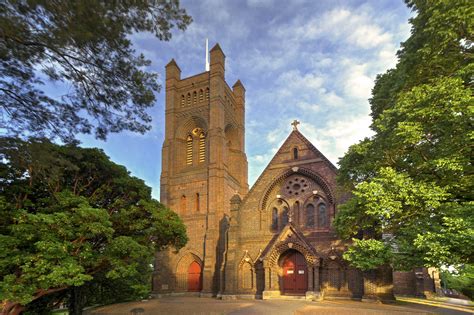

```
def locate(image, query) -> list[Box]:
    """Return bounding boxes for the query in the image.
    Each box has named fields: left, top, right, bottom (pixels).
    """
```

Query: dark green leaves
left=0, top=0, right=192, bottom=142
left=0, top=138, right=187, bottom=309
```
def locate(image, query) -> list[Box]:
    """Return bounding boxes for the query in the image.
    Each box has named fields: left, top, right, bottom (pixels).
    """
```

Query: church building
left=152, top=44, right=440, bottom=301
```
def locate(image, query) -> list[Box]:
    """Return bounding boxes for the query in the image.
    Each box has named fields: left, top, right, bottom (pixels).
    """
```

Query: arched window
left=271, top=207, right=278, bottom=230
left=193, top=91, right=197, bottom=103
left=293, top=147, right=298, bottom=159
left=195, top=193, right=200, bottom=212
left=294, top=201, right=300, bottom=225
left=318, top=203, right=327, bottom=227
left=199, top=89, right=204, bottom=102
left=306, top=204, right=315, bottom=227
left=186, top=93, right=191, bottom=106
left=198, top=132, right=206, bottom=163
left=186, top=135, right=193, bottom=165
left=181, top=95, right=185, bottom=107
left=281, top=206, right=289, bottom=227
left=205, top=87, right=210, bottom=101
left=180, top=195, right=186, bottom=213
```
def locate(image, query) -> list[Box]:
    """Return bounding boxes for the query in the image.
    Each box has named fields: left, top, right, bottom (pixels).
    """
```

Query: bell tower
left=154, top=43, right=248, bottom=295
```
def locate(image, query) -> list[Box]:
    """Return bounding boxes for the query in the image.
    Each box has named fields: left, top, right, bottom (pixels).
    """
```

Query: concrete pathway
left=86, top=296, right=474, bottom=315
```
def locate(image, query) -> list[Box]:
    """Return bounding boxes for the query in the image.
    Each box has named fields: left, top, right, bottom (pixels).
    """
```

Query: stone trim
left=175, top=115, right=208, bottom=139
left=260, top=167, right=334, bottom=211
left=265, top=240, right=320, bottom=268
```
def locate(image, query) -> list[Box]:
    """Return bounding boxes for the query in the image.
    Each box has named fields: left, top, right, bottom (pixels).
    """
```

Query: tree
left=441, top=265, right=474, bottom=300
left=335, top=0, right=473, bottom=271
left=0, top=138, right=188, bottom=314
left=0, top=0, right=192, bottom=142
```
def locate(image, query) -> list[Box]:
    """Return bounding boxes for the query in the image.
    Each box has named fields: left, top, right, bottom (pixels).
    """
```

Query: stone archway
left=175, top=252, right=203, bottom=292
left=261, top=236, right=321, bottom=299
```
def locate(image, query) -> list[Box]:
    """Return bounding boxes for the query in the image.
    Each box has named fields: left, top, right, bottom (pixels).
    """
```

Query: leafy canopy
left=335, top=0, right=473, bottom=271
left=0, top=138, right=187, bottom=313
left=0, top=0, right=191, bottom=142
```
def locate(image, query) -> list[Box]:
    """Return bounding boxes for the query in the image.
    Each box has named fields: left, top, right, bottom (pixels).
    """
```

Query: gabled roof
left=241, top=128, right=337, bottom=205
left=270, top=129, right=337, bottom=171
left=257, top=222, right=320, bottom=266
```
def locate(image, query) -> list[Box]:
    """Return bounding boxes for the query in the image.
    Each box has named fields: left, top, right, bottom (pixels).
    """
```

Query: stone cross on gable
left=291, top=120, right=300, bottom=130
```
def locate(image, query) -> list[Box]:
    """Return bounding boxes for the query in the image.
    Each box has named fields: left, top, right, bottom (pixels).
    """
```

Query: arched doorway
left=187, top=261, right=202, bottom=292
left=281, top=250, right=307, bottom=295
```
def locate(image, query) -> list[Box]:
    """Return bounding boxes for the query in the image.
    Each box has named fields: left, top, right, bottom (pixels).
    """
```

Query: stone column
left=271, top=268, right=280, bottom=290
left=314, top=266, right=320, bottom=292
left=266, top=267, right=272, bottom=289
left=307, top=267, right=314, bottom=291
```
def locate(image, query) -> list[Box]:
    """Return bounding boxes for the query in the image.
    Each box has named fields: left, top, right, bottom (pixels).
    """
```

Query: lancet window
left=318, top=203, right=327, bottom=227
left=281, top=206, right=289, bottom=227
left=199, top=132, right=206, bottom=163
left=186, top=135, right=193, bottom=165
left=271, top=207, right=278, bottom=230
left=306, top=204, right=315, bottom=227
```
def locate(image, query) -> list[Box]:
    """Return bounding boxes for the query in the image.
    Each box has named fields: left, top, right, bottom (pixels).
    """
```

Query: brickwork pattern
left=154, top=44, right=438, bottom=301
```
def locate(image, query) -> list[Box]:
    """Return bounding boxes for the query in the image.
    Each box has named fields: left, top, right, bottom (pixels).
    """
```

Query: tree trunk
left=68, top=286, right=85, bottom=315
left=2, top=287, right=67, bottom=315
left=1, top=302, right=25, bottom=315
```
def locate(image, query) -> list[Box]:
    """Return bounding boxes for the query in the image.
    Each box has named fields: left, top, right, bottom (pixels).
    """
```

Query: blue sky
left=78, top=0, right=413, bottom=200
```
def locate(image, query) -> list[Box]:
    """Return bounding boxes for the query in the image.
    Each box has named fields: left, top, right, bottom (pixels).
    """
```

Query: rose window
left=284, top=177, right=309, bottom=196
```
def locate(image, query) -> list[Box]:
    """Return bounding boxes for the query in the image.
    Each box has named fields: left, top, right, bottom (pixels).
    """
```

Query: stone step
left=271, top=295, right=307, bottom=300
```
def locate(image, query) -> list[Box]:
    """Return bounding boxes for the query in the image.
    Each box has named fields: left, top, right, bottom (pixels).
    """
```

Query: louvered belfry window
left=186, top=135, right=193, bottom=165
left=199, top=132, right=206, bottom=163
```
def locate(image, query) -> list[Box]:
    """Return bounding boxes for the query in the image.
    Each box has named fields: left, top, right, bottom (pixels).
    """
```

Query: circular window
left=284, top=176, right=312, bottom=196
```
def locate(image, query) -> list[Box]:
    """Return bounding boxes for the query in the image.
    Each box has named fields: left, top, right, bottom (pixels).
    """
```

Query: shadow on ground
left=84, top=296, right=473, bottom=315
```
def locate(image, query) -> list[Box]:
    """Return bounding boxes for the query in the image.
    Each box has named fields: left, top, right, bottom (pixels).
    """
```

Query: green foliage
left=0, top=0, right=192, bottom=142
left=336, top=0, right=473, bottom=271
left=0, top=138, right=187, bottom=312
left=441, top=264, right=474, bottom=300
left=343, top=239, right=392, bottom=271
left=415, top=203, right=474, bottom=268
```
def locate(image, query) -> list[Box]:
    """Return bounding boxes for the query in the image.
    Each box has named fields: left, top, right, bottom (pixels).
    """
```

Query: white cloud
left=299, top=114, right=374, bottom=165
left=277, top=70, right=324, bottom=92
left=274, top=7, right=392, bottom=49
left=340, top=62, right=374, bottom=101
left=247, top=112, right=374, bottom=182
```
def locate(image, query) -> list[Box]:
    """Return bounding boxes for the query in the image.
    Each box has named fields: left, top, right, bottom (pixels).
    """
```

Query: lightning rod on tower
left=205, top=38, right=210, bottom=71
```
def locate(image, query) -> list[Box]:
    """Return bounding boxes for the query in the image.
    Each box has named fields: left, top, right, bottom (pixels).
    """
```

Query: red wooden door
left=282, top=251, right=307, bottom=295
left=187, top=261, right=202, bottom=292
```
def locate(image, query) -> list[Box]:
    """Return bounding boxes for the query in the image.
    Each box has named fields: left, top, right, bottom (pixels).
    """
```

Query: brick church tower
left=153, top=44, right=248, bottom=295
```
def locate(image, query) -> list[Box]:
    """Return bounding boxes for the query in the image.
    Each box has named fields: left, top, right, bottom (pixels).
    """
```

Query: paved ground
left=86, top=296, right=473, bottom=315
